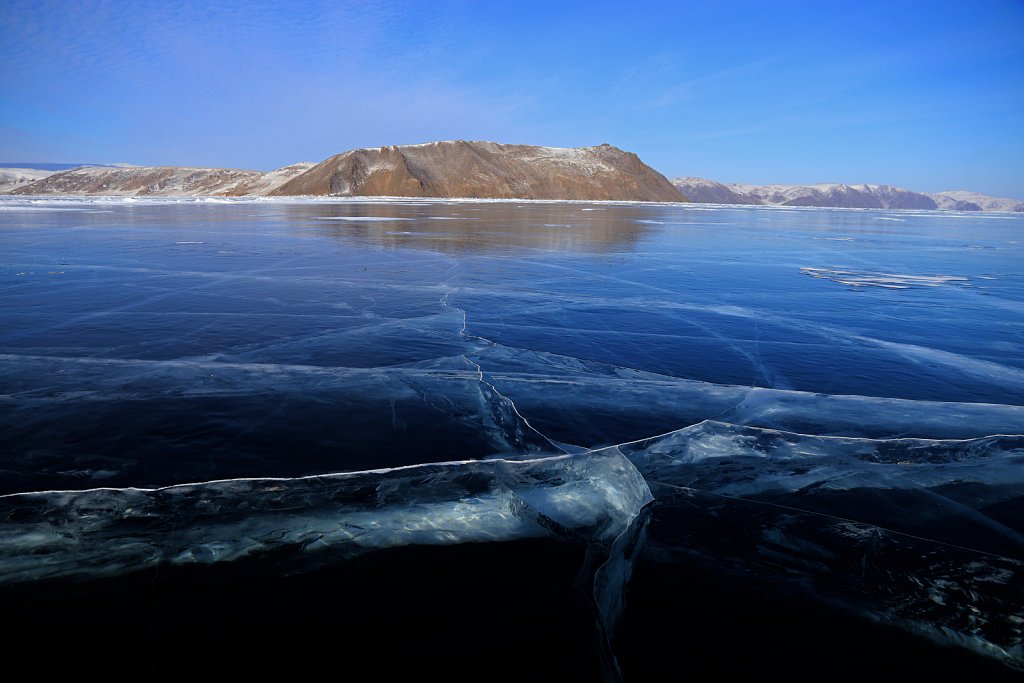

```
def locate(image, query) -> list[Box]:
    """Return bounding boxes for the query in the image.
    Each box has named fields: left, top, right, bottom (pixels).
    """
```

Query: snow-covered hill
left=672, top=177, right=1022, bottom=212
left=928, top=190, right=1024, bottom=213
left=0, top=168, right=56, bottom=193
left=9, top=163, right=313, bottom=196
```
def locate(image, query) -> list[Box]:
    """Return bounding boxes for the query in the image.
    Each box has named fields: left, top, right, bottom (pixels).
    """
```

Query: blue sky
left=2, top=0, right=1022, bottom=196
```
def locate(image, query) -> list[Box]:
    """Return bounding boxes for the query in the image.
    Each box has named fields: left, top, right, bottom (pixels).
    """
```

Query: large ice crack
left=438, top=266, right=564, bottom=456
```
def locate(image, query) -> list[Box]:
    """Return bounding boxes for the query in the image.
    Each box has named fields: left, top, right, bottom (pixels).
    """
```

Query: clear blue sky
left=2, top=0, right=1022, bottom=197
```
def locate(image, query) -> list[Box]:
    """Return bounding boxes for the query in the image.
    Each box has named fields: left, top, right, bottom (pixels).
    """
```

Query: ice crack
left=439, top=270, right=564, bottom=455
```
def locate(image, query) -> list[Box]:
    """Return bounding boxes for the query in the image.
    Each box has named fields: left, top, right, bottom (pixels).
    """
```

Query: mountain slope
left=670, top=177, right=762, bottom=205
left=929, top=191, right=1024, bottom=213
left=730, top=183, right=937, bottom=209
left=672, top=177, right=1024, bottom=212
left=270, top=141, right=683, bottom=202
left=0, top=168, right=56, bottom=193
left=231, top=163, right=316, bottom=195
left=10, top=163, right=313, bottom=196
left=11, top=166, right=261, bottom=196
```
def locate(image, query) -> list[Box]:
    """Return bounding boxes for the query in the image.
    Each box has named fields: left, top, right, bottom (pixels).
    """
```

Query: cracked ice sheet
left=1, top=245, right=468, bottom=365
left=451, top=279, right=1024, bottom=404
left=605, top=420, right=1024, bottom=671
left=0, top=353, right=557, bottom=495
left=610, top=420, right=1024, bottom=557
left=468, top=346, right=1024, bottom=447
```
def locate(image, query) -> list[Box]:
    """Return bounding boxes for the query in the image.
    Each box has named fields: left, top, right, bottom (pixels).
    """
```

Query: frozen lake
left=1, top=197, right=1022, bottom=678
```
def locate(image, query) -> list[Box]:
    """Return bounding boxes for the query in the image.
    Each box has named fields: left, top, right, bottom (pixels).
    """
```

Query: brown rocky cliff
left=270, top=141, right=683, bottom=202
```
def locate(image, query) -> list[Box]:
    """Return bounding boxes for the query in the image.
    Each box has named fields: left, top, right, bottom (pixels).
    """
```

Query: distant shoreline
left=5, top=193, right=1024, bottom=214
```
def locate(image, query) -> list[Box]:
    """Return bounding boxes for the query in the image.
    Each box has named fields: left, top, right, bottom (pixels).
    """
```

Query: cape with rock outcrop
left=268, top=141, right=682, bottom=202
left=9, top=141, right=681, bottom=202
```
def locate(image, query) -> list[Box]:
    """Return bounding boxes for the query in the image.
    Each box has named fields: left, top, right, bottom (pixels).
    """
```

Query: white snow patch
left=801, top=267, right=970, bottom=290
left=316, top=216, right=412, bottom=221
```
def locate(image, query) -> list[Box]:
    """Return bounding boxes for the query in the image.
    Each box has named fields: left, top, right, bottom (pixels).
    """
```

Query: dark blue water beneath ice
left=1, top=197, right=1022, bottom=678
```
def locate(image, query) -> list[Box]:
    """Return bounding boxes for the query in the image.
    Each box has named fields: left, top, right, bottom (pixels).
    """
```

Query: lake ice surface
left=1, top=197, right=1022, bottom=676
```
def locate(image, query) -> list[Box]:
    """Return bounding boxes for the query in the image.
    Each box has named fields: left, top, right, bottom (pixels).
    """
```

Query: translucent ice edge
left=606, top=420, right=1024, bottom=558
left=801, top=266, right=972, bottom=289
left=614, top=419, right=1024, bottom=495
left=0, top=449, right=653, bottom=585
left=315, top=216, right=412, bottom=221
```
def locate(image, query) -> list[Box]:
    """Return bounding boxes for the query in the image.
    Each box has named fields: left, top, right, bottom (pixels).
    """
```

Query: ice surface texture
left=600, top=419, right=1024, bottom=667
left=1, top=198, right=1022, bottom=674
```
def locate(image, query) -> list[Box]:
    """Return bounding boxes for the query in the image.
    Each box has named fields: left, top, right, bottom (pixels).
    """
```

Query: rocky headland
left=8, top=142, right=680, bottom=203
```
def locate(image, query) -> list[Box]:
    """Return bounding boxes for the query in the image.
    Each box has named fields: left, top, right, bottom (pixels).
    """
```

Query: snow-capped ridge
left=672, top=177, right=1023, bottom=212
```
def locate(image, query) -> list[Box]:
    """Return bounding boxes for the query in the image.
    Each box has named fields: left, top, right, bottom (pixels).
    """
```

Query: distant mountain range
left=1, top=143, right=1020, bottom=211
left=926, top=190, right=1024, bottom=213
left=671, top=177, right=1023, bottom=213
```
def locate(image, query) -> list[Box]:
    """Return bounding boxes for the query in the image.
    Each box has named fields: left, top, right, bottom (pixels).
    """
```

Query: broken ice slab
left=620, top=486, right=1024, bottom=674
left=612, top=420, right=1024, bottom=558
left=0, top=447, right=652, bottom=585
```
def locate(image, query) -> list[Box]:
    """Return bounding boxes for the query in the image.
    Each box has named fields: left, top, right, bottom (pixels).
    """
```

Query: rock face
left=929, top=191, right=1024, bottom=213
left=270, top=141, right=683, bottom=202
left=0, top=168, right=56, bottom=193
left=10, top=163, right=313, bottom=196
